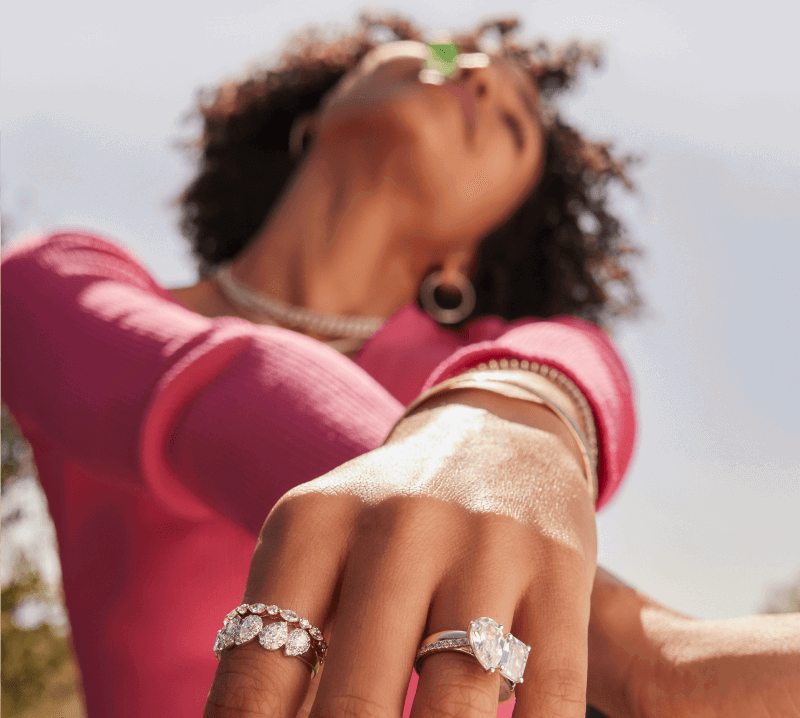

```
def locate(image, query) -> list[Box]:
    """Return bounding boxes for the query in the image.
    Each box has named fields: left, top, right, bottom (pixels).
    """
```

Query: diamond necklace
left=209, top=261, right=386, bottom=340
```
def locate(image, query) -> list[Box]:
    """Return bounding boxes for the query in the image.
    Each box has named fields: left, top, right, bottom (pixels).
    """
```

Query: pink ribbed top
left=1, top=231, right=636, bottom=717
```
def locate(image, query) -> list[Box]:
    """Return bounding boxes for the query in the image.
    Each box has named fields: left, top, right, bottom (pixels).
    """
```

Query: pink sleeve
left=1, top=232, right=403, bottom=533
left=419, top=316, right=637, bottom=510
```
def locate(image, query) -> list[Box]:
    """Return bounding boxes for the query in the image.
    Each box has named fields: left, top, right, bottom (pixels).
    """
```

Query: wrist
left=386, top=398, right=574, bottom=453
left=406, top=387, right=579, bottom=447
left=386, top=400, right=589, bottom=497
left=383, top=401, right=597, bottom=556
left=389, top=383, right=596, bottom=506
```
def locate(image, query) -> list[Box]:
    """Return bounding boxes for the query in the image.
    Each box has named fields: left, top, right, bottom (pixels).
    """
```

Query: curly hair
left=177, top=12, right=642, bottom=329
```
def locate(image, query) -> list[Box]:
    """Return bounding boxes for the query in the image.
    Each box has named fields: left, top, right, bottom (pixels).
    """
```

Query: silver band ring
left=415, top=618, right=530, bottom=704
left=213, top=603, right=327, bottom=677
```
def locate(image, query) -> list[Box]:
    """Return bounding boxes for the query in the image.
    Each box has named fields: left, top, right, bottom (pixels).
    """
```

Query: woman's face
left=312, top=40, right=546, bottom=250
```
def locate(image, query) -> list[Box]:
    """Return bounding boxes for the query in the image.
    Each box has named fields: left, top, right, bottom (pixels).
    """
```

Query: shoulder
left=2, top=229, right=170, bottom=299
left=4, top=229, right=140, bottom=262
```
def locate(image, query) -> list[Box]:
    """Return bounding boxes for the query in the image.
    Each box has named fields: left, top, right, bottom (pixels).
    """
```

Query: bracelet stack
left=387, top=357, right=599, bottom=506
left=467, top=358, right=598, bottom=470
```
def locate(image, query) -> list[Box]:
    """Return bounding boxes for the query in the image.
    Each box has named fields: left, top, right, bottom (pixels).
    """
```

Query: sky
left=3, top=0, right=799, bottom=621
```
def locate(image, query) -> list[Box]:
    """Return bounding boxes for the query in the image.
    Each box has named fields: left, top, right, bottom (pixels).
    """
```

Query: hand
left=204, top=401, right=597, bottom=718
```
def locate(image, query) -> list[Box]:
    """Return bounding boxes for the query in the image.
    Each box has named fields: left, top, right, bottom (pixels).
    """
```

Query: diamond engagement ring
left=213, top=603, right=327, bottom=677
left=414, top=617, right=531, bottom=704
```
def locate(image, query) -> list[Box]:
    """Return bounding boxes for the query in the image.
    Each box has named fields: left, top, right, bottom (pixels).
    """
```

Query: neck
left=228, top=145, right=434, bottom=319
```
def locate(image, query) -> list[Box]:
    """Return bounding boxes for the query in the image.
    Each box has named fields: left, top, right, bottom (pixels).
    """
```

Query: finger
left=308, top=498, right=456, bottom=718
left=295, top=661, right=324, bottom=718
left=410, top=518, right=525, bottom=718
left=512, top=561, right=592, bottom=718
left=204, top=493, right=354, bottom=718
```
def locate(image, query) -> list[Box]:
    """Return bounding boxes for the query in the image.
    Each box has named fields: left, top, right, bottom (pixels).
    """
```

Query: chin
left=326, top=83, right=462, bottom=149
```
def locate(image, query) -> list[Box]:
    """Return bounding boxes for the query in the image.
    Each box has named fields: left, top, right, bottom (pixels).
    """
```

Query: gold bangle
left=468, top=360, right=598, bottom=471
left=471, top=373, right=598, bottom=506
left=385, top=372, right=598, bottom=506
left=390, top=363, right=598, bottom=469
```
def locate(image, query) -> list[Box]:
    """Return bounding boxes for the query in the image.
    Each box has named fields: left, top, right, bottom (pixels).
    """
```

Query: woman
left=177, top=15, right=637, bottom=718
left=2, top=12, right=797, bottom=718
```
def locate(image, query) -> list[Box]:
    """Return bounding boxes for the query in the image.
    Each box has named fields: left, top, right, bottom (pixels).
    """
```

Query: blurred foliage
left=2, top=401, right=85, bottom=717
left=3, top=402, right=24, bottom=490
left=1, top=571, right=81, bottom=717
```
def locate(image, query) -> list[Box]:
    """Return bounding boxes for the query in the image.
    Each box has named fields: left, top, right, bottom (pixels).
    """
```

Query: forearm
left=586, top=567, right=670, bottom=718
left=587, top=566, right=800, bottom=718
left=640, top=611, right=800, bottom=717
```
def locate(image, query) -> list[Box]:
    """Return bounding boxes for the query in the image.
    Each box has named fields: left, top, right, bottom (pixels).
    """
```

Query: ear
left=288, top=112, right=318, bottom=159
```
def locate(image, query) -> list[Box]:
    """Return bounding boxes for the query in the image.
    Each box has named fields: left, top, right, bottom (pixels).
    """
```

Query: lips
left=439, top=81, right=477, bottom=135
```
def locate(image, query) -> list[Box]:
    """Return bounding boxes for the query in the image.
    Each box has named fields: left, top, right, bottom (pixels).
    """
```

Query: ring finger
left=410, top=535, right=526, bottom=718
left=203, top=496, right=352, bottom=718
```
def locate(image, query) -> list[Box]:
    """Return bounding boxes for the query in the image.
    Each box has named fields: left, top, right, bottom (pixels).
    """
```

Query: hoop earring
left=418, top=269, right=476, bottom=325
left=289, top=113, right=315, bottom=159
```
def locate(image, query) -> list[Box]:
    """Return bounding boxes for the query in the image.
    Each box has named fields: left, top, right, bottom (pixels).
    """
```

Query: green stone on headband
left=426, top=42, right=460, bottom=77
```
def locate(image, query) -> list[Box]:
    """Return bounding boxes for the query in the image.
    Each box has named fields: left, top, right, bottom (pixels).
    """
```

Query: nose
left=458, top=66, right=489, bottom=99
left=457, top=60, right=509, bottom=105
left=418, top=52, right=511, bottom=114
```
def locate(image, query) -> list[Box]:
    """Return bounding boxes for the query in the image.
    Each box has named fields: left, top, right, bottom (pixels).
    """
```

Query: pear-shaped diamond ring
left=414, top=617, right=531, bottom=704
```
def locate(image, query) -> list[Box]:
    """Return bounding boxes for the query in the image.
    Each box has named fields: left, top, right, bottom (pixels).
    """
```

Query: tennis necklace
left=209, top=261, right=385, bottom=341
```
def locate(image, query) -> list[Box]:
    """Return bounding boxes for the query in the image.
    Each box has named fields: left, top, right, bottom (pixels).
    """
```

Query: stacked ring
left=213, top=603, right=327, bottom=677
left=415, top=618, right=531, bottom=704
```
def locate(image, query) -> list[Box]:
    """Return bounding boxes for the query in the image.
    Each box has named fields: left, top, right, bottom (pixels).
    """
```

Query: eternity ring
left=213, top=603, right=327, bottom=677
left=414, top=618, right=531, bottom=704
